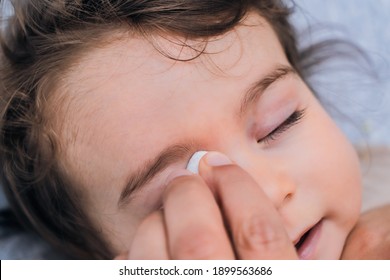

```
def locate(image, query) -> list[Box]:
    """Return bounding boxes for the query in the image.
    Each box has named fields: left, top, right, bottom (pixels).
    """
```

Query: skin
left=342, top=205, right=390, bottom=259
left=58, top=13, right=362, bottom=259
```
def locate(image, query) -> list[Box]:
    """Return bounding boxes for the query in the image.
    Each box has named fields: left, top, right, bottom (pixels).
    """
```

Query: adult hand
left=116, top=152, right=297, bottom=259
left=341, top=204, right=390, bottom=259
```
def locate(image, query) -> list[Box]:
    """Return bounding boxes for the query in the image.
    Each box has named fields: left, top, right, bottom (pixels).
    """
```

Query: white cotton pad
left=186, top=151, right=208, bottom=174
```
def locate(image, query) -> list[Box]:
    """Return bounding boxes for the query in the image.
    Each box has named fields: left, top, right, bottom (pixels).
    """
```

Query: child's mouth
left=294, top=219, right=323, bottom=259
left=294, top=228, right=311, bottom=250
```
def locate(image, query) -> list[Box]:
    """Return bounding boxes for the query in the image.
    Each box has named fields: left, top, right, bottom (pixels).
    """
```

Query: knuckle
left=173, top=230, right=221, bottom=259
left=144, top=211, right=163, bottom=225
left=168, top=175, right=203, bottom=191
left=235, top=215, right=288, bottom=252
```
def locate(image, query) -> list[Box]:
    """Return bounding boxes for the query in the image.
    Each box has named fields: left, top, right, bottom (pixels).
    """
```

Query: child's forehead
left=57, top=12, right=286, bottom=151
left=65, top=13, right=275, bottom=84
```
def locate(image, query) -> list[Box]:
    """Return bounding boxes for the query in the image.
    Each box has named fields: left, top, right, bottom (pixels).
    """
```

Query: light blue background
left=292, top=0, right=390, bottom=146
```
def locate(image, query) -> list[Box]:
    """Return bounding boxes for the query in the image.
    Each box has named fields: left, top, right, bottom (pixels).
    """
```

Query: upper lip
left=292, top=221, right=318, bottom=246
left=293, top=231, right=306, bottom=247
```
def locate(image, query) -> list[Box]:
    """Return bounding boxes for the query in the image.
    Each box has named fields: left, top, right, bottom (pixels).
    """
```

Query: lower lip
left=297, top=220, right=323, bottom=260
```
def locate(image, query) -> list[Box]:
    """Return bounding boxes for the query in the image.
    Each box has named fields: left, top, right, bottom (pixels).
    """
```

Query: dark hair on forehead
left=4, top=0, right=300, bottom=67
left=0, top=0, right=301, bottom=259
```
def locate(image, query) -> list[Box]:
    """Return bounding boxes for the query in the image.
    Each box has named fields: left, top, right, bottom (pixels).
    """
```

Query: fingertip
left=203, top=151, right=232, bottom=167
left=187, top=150, right=233, bottom=174
left=197, top=151, right=233, bottom=177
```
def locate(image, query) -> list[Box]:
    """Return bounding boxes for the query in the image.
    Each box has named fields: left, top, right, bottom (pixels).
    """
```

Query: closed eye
left=257, top=109, right=306, bottom=144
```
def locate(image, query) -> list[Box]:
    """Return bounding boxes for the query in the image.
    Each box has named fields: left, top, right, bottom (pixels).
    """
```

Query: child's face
left=60, top=14, right=362, bottom=259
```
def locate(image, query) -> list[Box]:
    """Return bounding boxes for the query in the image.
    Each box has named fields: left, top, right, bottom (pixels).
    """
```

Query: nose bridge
left=231, top=151, right=297, bottom=209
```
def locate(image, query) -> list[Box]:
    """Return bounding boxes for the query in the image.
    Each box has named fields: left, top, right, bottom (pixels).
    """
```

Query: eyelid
left=257, top=109, right=306, bottom=144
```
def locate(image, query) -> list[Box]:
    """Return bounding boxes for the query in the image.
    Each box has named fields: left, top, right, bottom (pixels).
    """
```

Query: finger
left=163, top=174, right=235, bottom=260
left=199, top=152, right=298, bottom=260
left=128, top=211, right=169, bottom=259
left=342, top=205, right=390, bottom=259
left=114, top=253, right=128, bottom=260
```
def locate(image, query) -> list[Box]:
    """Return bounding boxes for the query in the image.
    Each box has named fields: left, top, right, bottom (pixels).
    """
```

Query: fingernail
left=205, top=151, right=232, bottom=166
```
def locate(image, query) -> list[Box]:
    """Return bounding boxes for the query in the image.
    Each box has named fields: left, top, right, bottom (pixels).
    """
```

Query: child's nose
left=258, top=171, right=296, bottom=210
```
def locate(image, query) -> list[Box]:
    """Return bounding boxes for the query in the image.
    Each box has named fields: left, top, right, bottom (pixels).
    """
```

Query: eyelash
left=257, top=109, right=306, bottom=144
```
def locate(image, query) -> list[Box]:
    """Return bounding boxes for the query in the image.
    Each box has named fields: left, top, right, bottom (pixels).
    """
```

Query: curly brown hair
left=0, top=0, right=317, bottom=259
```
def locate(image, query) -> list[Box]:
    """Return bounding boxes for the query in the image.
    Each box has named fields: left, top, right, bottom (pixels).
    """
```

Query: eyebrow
left=118, top=64, right=295, bottom=207
left=239, top=65, right=296, bottom=117
left=118, top=142, right=199, bottom=207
